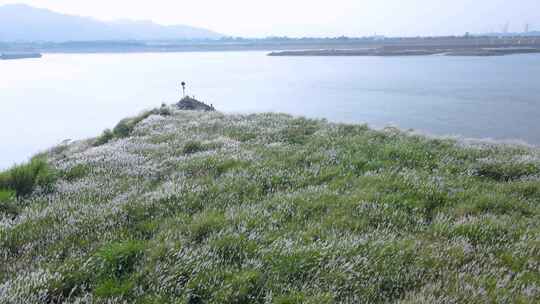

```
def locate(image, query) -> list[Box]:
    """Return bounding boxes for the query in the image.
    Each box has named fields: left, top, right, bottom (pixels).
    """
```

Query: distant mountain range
left=0, top=4, right=223, bottom=42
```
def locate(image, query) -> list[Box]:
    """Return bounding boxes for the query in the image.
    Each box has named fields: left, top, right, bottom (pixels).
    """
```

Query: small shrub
left=51, top=258, right=95, bottom=299
left=224, top=128, right=258, bottom=142
left=94, top=129, right=114, bottom=146
left=4, top=164, right=34, bottom=197
left=159, top=104, right=172, bottom=116
left=337, top=124, right=369, bottom=136
left=215, top=159, right=249, bottom=176
left=451, top=220, right=514, bottom=246
left=0, top=157, right=57, bottom=198
left=94, top=278, right=135, bottom=298
left=94, top=241, right=145, bottom=280
left=0, top=189, right=14, bottom=201
left=90, top=241, right=145, bottom=299
left=63, top=164, right=90, bottom=182
left=182, top=141, right=205, bottom=155
left=0, top=189, right=18, bottom=216
left=0, top=171, right=8, bottom=189
left=113, top=118, right=133, bottom=138
left=474, top=160, right=539, bottom=182
left=279, top=118, right=320, bottom=144
left=209, top=234, right=257, bottom=264
left=34, top=160, right=57, bottom=193
left=264, top=249, right=322, bottom=283
left=113, top=110, right=156, bottom=139
left=94, top=108, right=170, bottom=146
left=214, top=270, right=264, bottom=303
left=188, top=211, right=227, bottom=242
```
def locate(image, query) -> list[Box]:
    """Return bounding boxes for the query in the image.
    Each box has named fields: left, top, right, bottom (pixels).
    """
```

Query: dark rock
left=176, top=96, right=215, bottom=111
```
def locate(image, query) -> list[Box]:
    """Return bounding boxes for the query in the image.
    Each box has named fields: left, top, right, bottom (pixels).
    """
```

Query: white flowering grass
left=1, top=108, right=540, bottom=303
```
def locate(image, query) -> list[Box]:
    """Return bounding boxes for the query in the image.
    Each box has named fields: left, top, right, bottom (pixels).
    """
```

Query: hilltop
left=177, top=96, right=216, bottom=111
left=0, top=4, right=222, bottom=42
left=1, top=108, right=540, bottom=303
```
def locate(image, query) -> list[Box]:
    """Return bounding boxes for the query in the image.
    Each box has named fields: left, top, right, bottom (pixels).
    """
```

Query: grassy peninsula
left=1, top=108, right=540, bottom=303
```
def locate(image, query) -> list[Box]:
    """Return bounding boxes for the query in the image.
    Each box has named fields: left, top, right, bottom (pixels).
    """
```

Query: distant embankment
left=3, top=35, right=540, bottom=55
left=0, top=53, right=42, bottom=60
left=269, top=47, right=540, bottom=57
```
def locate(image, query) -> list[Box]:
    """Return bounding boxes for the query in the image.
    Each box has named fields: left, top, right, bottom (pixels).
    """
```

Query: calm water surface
left=1, top=52, right=539, bottom=168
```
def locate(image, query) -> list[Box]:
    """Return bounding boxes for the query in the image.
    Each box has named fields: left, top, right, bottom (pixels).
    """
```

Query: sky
left=0, top=0, right=538, bottom=37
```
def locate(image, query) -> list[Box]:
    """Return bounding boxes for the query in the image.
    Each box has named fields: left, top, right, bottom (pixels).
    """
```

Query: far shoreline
left=268, top=47, right=540, bottom=57
left=3, top=36, right=540, bottom=57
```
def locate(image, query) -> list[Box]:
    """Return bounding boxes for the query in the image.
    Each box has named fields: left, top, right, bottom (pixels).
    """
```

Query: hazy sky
left=1, top=0, right=538, bottom=37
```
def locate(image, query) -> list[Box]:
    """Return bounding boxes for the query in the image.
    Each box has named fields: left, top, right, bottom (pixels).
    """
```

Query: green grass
left=62, top=164, right=90, bottom=181
left=94, top=107, right=172, bottom=146
left=1, top=111, right=539, bottom=303
left=0, top=189, right=17, bottom=217
left=182, top=140, right=207, bottom=155
left=94, top=128, right=114, bottom=146
left=0, top=157, right=57, bottom=198
left=0, top=189, right=14, bottom=201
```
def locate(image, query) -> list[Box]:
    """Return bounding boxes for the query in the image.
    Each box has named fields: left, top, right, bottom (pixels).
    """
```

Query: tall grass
left=0, top=189, right=17, bottom=216
left=1, top=110, right=540, bottom=303
left=0, top=157, right=57, bottom=198
left=94, top=107, right=171, bottom=146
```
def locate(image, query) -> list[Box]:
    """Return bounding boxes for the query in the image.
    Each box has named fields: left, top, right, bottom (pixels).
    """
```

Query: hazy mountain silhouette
left=0, top=4, right=223, bottom=42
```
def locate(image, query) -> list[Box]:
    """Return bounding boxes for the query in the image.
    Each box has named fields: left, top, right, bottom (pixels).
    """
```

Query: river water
left=1, top=51, right=539, bottom=168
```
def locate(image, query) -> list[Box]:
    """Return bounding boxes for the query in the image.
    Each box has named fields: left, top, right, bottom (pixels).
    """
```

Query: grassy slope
left=1, top=109, right=540, bottom=303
